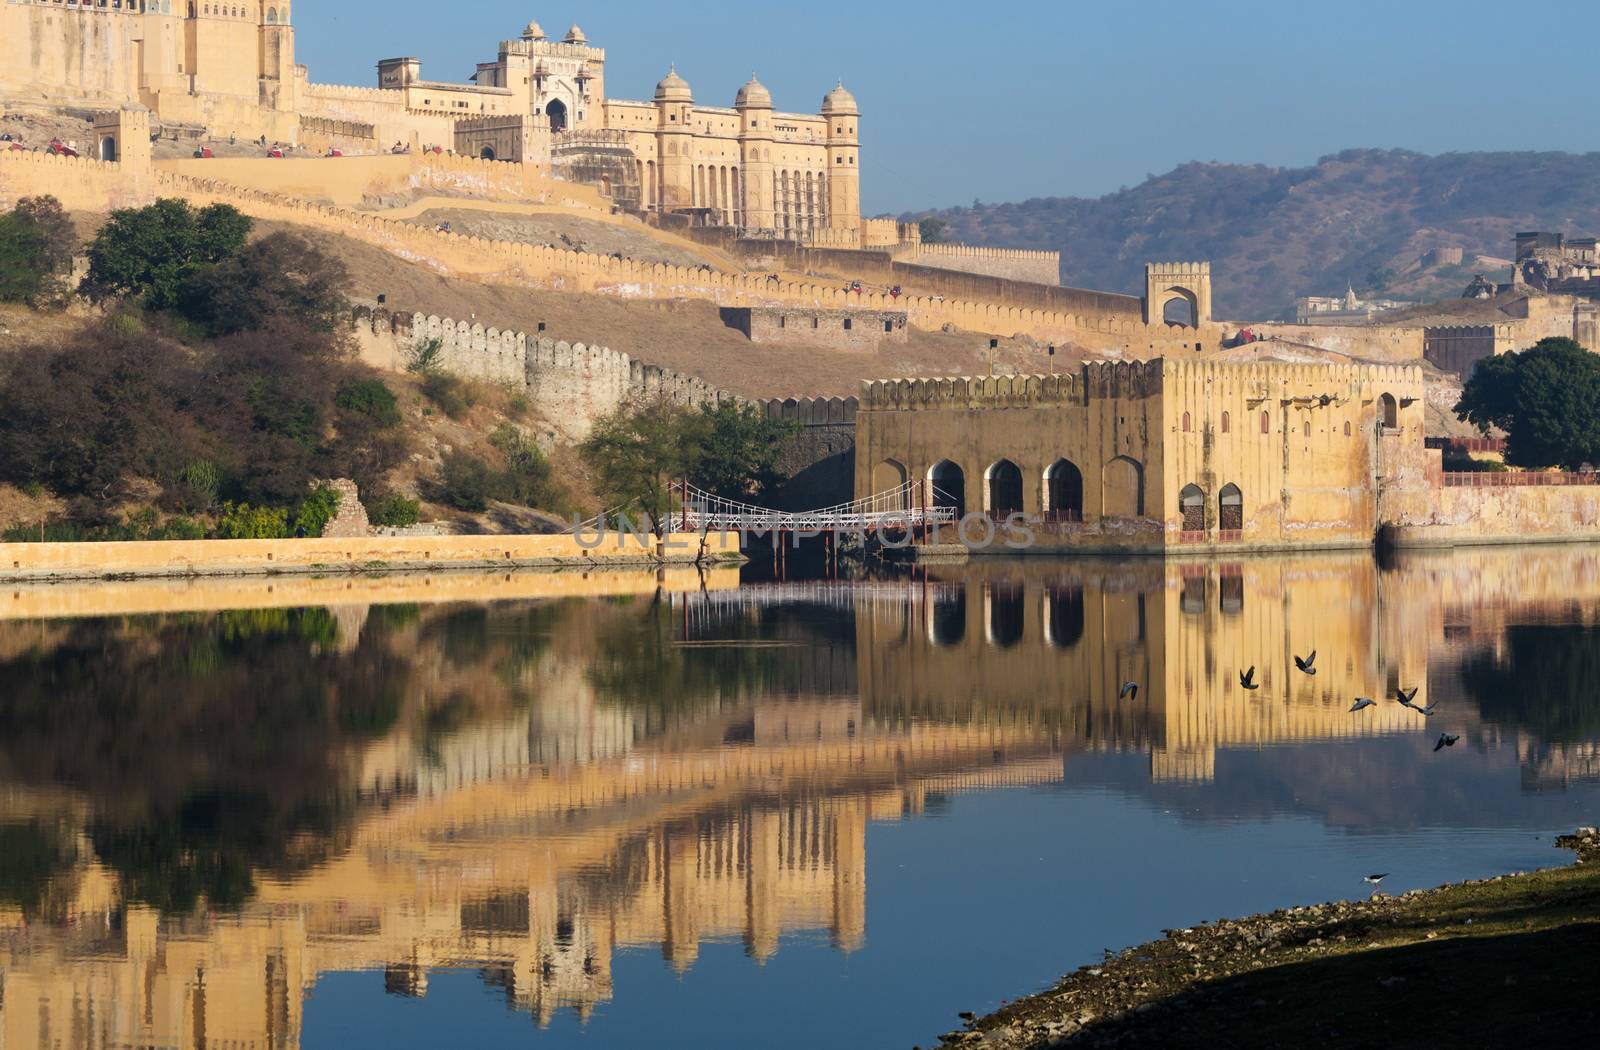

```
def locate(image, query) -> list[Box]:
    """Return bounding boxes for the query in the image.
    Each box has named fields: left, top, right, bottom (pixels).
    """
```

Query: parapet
left=860, top=361, right=1164, bottom=411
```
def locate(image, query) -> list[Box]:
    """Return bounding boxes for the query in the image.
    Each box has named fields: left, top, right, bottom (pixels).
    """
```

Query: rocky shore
left=928, top=828, right=1600, bottom=1050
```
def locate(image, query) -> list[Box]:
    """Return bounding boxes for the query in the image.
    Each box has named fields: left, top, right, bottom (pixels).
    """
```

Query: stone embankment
left=931, top=829, right=1600, bottom=1050
left=0, top=531, right=743, bottom=583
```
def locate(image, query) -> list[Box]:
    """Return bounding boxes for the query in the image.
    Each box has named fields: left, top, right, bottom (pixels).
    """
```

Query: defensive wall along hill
left=0, top=148, right=1225, bottom=353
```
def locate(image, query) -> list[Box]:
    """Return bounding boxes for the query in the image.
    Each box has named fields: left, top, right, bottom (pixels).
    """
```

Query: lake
left=3, top=547, right=1599, bottom=1049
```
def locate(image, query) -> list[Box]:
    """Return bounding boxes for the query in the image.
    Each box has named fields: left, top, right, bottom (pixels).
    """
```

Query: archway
left=1044, top=585, right=1085, bottom=648
left=478, top=145, right=496, bottom=161
left=929, top=588, right=966, bottom=647
left=546, top=99, right=568, bottom=134
left=1045, top=459, right=1083, bottom=521
left=986, top=581, right=1024, bottom=649
left=1180, top=484, right=1206, bottom=532
left=986, top=459, right=1023, bottom=518
left=872, top=459, right=908, bottom=511
left=929, top=460, right=965, bottom=520
left=1219, top=484, right=1243, bottom=532
left=99, top=137, right=117, bottom=162
left=1379, top=392, right=1398, bottom=430
left=1162, top=289, right=1198, bottom=328
left=1103, top=457, right=1145, bottom=517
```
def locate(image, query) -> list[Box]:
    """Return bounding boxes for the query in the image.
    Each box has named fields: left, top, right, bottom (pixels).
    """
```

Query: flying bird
left=1434, top=733, right=1460, bottom=752
left=1294, top=651, right=1318, bottom=675
left=1349, top=697, right=1376, bottom=713
left=1395, top=686, right=1419, bottom=709
left=1240, top=666, right=1260, bottom=690
left=1417, top=702, right=1440, bottom=716
left=1119, top=681, right=1139, bottom=702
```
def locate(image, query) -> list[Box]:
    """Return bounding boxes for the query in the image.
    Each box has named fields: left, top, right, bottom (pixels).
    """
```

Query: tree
left=0, top=196, right=77, bottom=306
left=83, top=199, right=252, bottom=309
left=919, top=217, right=949, bottom=244
left=688, top=401, right=798, bottom=501
left=177, top=231, right=351, bottom=336
left=1454, top=337, right=1600, bottom=470
left=579, top=399, right=699, bottom=534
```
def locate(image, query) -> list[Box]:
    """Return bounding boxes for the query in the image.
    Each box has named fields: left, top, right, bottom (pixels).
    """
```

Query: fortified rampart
left=720, top=305, right=907, bottom=350
left=0, top=149, right=1221, bottom=353
left=891, top=242, right=1062, bottom=286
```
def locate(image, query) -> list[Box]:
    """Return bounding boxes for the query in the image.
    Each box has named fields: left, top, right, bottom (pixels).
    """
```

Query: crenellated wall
left=892, top=242, right=1062, bottom=286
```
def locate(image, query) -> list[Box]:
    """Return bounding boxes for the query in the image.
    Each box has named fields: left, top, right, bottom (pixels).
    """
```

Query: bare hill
left=906, top=149, right=1600, bottom=320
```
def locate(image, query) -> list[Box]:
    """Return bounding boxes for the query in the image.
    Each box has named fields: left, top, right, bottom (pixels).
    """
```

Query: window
left=1180, top=484, right=1206, bottom=532
left=1261, top=411, right=1270, bottom=434
left=1182, top=411, right=1192, bottom=433
left=1379, top=392, right=1399, bottom=430
left=1221, top=411, right=1231, bottom=434
left=843, top=318, right=852, bottom=331
left=1344, top=421, right=1352, bottom=437
left=884, top=321, right=894, bottom=333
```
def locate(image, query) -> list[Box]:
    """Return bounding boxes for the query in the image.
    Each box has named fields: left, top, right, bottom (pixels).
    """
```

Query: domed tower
left=822, top=82, right=861, bottom=237
left=654, top=67, right=695, bottom=212
left=735, top=75, right=776, bottom=232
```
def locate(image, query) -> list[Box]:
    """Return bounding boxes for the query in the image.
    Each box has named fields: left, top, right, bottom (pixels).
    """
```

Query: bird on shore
left=1119, top=681, right=1139, bottom=702
left=1395, top=686, right=1420, bottom=709
left=1434, top=733, right=1460, bottom=752
left=1295, top=651, right=1318, bottom=675
left=1364, top=873, right=1389, bottom=894
left=958, top=1012, right=976, bottom=1024
left=1350, top=697, right=1376, bottom=713
left=1239, top=666, right=1260, bottom=691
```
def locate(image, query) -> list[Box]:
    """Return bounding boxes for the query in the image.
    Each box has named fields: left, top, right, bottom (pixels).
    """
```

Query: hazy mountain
left=904, top=149, right=1600, bottom=320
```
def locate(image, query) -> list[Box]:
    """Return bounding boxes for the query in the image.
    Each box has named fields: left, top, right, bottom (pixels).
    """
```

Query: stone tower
left=653, top=68, right=695, bottom=212
left=1143, top=262, right=1214, bottom=327
left=822, top=83, right=861, bottom=237
left=736, top=75, right=776, bottom=231
left=93, top=107, right=152, bottom=173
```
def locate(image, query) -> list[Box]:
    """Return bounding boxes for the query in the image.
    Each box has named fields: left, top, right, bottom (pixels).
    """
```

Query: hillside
left=906, top=149, right=1600, bottom=320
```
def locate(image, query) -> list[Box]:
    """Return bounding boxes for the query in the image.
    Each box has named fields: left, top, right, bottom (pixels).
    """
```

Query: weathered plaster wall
left=721, top=306, right=907, bottom=350
left=1246, top=323, right=1425, bottom=363
left=1388, top=484, right=1600, bottom=547
left=893, top=243, right=1061, bottom=286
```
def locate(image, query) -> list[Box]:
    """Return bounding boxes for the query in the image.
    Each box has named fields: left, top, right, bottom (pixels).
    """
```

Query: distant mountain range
left=903, top=149, right=1600, bottom=320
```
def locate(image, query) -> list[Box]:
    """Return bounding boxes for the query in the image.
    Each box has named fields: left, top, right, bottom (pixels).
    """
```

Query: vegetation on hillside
left=579, top=400, right=798, bottom=533
left=1454, top=337, right=1600, bottom=470
left=905, top=149, right=1600, bottom=318
left=0, top=196, right=76, bottom=307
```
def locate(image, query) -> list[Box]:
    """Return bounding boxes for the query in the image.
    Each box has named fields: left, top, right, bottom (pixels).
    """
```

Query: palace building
left=0, top=4, right=862, bottom=242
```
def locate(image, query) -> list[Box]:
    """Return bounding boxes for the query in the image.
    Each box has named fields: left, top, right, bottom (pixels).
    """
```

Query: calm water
left=4, top=549, right=1600, bottom=1049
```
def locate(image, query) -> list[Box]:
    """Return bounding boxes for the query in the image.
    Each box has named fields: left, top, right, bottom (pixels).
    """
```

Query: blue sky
left=295, top=0, right=1600, bottom=214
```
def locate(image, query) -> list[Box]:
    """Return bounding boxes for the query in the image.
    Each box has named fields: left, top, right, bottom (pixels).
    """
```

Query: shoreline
left=0, top=531, right=744, bottom=583
left=933, top=829, right=1600, bottom=1049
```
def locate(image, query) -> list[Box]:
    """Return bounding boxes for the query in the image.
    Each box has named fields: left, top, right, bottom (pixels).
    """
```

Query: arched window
left=929, top=460, right=966, bottom=520
left=1182, top=411, right=1192, bottom=433
left=1045, top=585, right=1085, bottom=648
left=1219, top=483, right=1243, bottom=532
left=1379, top=392, right=1398, bottom=430
left=1261, top=411, right=1270, bottom=434
left=1221, top=411, right=1231, bottom=434
left=986, top=459, right=1023, bottom=519
left=546, top=99, right=568, bottom=134
left=1045, top=459, right=1083, bottom=522
left=1103, top=457, right=1145, bottom=517
left=986, top=581, right=1025, bottom=649
left=1180, top=484, right=1206, bottom=532
left=1344, top=421, right=1352, bottom=437
left=479, top=146, right=496, bottom=161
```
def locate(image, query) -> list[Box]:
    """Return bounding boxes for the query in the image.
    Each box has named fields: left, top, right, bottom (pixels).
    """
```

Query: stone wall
left=1246, top=323, right=1425, bottom=363
left=721, top=306, right=908, bottom=350
left=1422, top=324, right=1506, bottom=377
left=1389, top=482, right=1600, bottom=547
left=894, top=242, right=1061, bottom=286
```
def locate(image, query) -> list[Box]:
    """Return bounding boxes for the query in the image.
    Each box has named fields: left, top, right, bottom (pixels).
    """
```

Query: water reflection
left=2, top=550, right=1600, bottom=1047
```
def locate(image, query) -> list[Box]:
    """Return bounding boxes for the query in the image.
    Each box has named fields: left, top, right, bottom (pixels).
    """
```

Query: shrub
left=0, top=197, right=76, bottom=307
left=437, top=451, right=495, bottom=512
left=335, top=378, right=401, bottom=426
left=420, top=371, right=476, bottom=421
left=371, top=492, right=421, bottom=528
left=488, top=424, right=558, bottom=507
left=214, top=502, right=290, bottom=540
left=406, top=337, right=445, bottom=374
left=176, top=232, right=351, bottom=336
left=292, top=485, right=342, bottom=538
left=506, top=393, right=531, bottom=417
left=178, top=459, right=221, bottom=513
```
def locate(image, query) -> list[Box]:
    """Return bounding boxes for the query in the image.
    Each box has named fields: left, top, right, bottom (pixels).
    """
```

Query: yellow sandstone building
left=0, top=3, right=863, bottom=242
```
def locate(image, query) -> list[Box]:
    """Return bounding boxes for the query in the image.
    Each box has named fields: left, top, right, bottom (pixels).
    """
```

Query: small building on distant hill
left=1294, top=285, right=1413, bottom=325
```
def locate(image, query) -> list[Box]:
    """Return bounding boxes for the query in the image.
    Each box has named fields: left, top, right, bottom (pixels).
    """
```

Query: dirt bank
left=932, top=829, right=1600, bottom=1050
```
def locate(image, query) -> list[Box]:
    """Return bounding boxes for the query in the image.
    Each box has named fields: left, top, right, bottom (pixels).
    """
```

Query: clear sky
left=295, top=0, right=1600, bottom=215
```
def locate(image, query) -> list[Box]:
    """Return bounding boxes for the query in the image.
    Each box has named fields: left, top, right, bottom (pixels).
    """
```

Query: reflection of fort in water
left=7, top=548, right=1600, bottom=1047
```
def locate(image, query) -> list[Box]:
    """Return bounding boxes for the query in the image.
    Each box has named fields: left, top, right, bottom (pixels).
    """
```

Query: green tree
left=83, top=199, right=251, bottom=309
left=579, top=399, right=699, bottom=534
left=335, top=377, right=401, bottom=426
left=919, top=217, right=949, bottom=244
left=177, top=232, right=350, bottom=336
left=688, top=401, right=798, bottom=501
left=1454, top=337, right=1600, bottom=469
left=214, top=503, right=290, bottom=539
left=0, top=212, right=49, bottom=304
left=292, top=485, right=342, bottom=538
